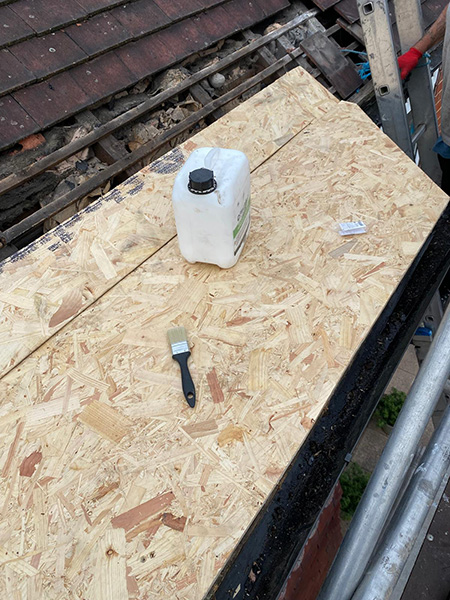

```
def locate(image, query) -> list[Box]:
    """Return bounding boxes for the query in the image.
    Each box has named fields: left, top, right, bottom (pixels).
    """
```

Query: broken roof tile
left=0, top=94, right=39, bottom=148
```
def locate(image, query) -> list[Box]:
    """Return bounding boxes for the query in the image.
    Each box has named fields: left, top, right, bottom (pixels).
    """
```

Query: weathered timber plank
left=300, top=31, right=362, bottom=98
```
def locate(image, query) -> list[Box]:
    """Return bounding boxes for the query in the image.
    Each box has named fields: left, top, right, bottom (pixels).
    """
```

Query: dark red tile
left=13, top=71, right=90, bottom=128
left=193, top=5, right=240, bottom=45
left=115, top=32, right=175, bottom=79
left=152, top=18, right=207, bottom=59
left=10, top=0, right=87, bottom=34
left=153, top=0, right=203, bottom=20
left=223, top=0, right=265, bottom=29
left=0, top=5, right=34, bottom=47
left=0, top=48, right=35, bottom=94
left=66, top=12, right=129, bottom=56
left=10, top=31, right=87, bottom=79
left=0, top=95, right=39, bottom=150
left=112, top=0, right=170, bottom=37
left=256, top=0, right=291, bottom=16
left=75, top=0, right=125, bottom=11
left=152, top=5, right=244, bottom=65
left=199, top=0, right=226, bottom=6
left=155, top=17, right=204, bottom=56
left=70, top=52, right=135, bottom=102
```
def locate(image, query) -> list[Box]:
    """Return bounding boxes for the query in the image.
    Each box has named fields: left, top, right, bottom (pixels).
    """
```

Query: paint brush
left=167, top=326, right=196, bottom=408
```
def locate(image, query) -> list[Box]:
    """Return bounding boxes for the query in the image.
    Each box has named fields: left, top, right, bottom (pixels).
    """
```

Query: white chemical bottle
left=172, top=147, right=251, bottom=269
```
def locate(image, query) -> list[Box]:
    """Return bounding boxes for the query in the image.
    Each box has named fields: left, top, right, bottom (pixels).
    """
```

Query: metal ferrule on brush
left=171, top=340, right=189, bottom=355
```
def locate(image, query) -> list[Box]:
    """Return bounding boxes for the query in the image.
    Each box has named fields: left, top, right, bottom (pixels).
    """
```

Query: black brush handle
left=172, top=351, right=196, bottom=408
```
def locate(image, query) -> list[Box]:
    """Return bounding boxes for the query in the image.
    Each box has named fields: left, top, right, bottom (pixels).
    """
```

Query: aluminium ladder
left=357, top=0, right=449, bottom=424
left=356, top=0, right=441, bottom=182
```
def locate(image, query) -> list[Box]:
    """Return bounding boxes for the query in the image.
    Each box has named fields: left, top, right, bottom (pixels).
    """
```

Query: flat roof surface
left=0, top=67, right=448, bottom=599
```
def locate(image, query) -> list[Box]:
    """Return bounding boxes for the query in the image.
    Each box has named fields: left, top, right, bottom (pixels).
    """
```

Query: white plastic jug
left=172, top=147, right=251, bottom=269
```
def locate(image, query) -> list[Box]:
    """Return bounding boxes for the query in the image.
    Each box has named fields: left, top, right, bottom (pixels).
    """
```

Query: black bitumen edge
left=206, top=202, right=450, bottom=600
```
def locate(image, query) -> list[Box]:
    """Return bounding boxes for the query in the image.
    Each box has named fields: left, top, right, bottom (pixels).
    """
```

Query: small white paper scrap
left=339, top=220, right=367, bottom=236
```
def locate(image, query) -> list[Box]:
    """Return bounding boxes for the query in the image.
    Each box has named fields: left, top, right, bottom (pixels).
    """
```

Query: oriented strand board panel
left=0, top=67, right=338, bottom=378
left=0, top=100, right=448, bottom=599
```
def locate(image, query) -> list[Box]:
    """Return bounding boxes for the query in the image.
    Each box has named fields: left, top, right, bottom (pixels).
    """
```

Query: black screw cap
left=188, top=168, right=217, bottom=194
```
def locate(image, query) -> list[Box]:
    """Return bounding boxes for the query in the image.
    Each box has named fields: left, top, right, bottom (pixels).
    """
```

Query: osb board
left=0, top=67, right=338, bottom=378
left=0, top=101, right=448, bottom=600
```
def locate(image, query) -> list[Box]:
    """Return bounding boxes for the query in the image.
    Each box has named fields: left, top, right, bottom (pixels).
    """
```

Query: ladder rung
left=411, top=123, right=426, bottom=146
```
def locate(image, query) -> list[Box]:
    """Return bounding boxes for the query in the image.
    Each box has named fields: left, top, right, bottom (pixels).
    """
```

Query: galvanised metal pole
left=317, top=303, right=450, bottom=600
left=352, top=405, right=450, bottom=599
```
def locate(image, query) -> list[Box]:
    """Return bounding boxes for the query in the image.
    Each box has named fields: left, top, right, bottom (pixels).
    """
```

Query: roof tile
left=153, top=0, right=204, bottom=20
left=70, top=51, right=136, bottom=102
left=257, top=0, right=291, bottom=16
left=66, top=12, right=129, bottom=55
left=0, top=48, right=35, bottom=95
left=0, top=0, right=292, bottom=150
left=0, top=94, right=39, bottom=148
left=10, top=0, right=88, bottom=34
left=13, top=71, right=91, bottom=128
left=223, top=0, right=266, bottom=29
left=10, top=31, right=87, bottom=79
left=113, top=0, right=171, bottom=36
left=191, top=5, right=241, bottom=45
left=115, top=31, right=175, bottom=79
left=75, top=0, right=126, bottom=11
left=0, top=5, right=34, bottom=47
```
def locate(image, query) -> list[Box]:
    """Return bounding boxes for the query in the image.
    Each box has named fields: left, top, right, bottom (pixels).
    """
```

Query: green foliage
left=340, top=462, right=371, bottom=520
left=374, top=387, right=406, bottom=428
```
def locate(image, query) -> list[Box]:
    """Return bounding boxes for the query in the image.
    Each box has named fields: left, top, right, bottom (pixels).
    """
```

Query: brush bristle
left=167, top=326, right=188, bottom=345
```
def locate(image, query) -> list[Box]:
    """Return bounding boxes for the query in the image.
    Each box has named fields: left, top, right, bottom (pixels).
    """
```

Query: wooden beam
left=75, top=111, right=131, bottom=166
left=0, top=11, right=319, bottom=198
left=2, top=48, right=305, bottom=245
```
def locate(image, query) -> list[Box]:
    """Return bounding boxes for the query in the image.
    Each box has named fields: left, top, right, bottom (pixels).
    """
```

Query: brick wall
left=278, top=483, right=343, bottom=600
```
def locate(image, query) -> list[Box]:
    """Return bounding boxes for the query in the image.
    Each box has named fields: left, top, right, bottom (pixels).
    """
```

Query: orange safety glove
left=397, top=47, right=423, bottom=80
